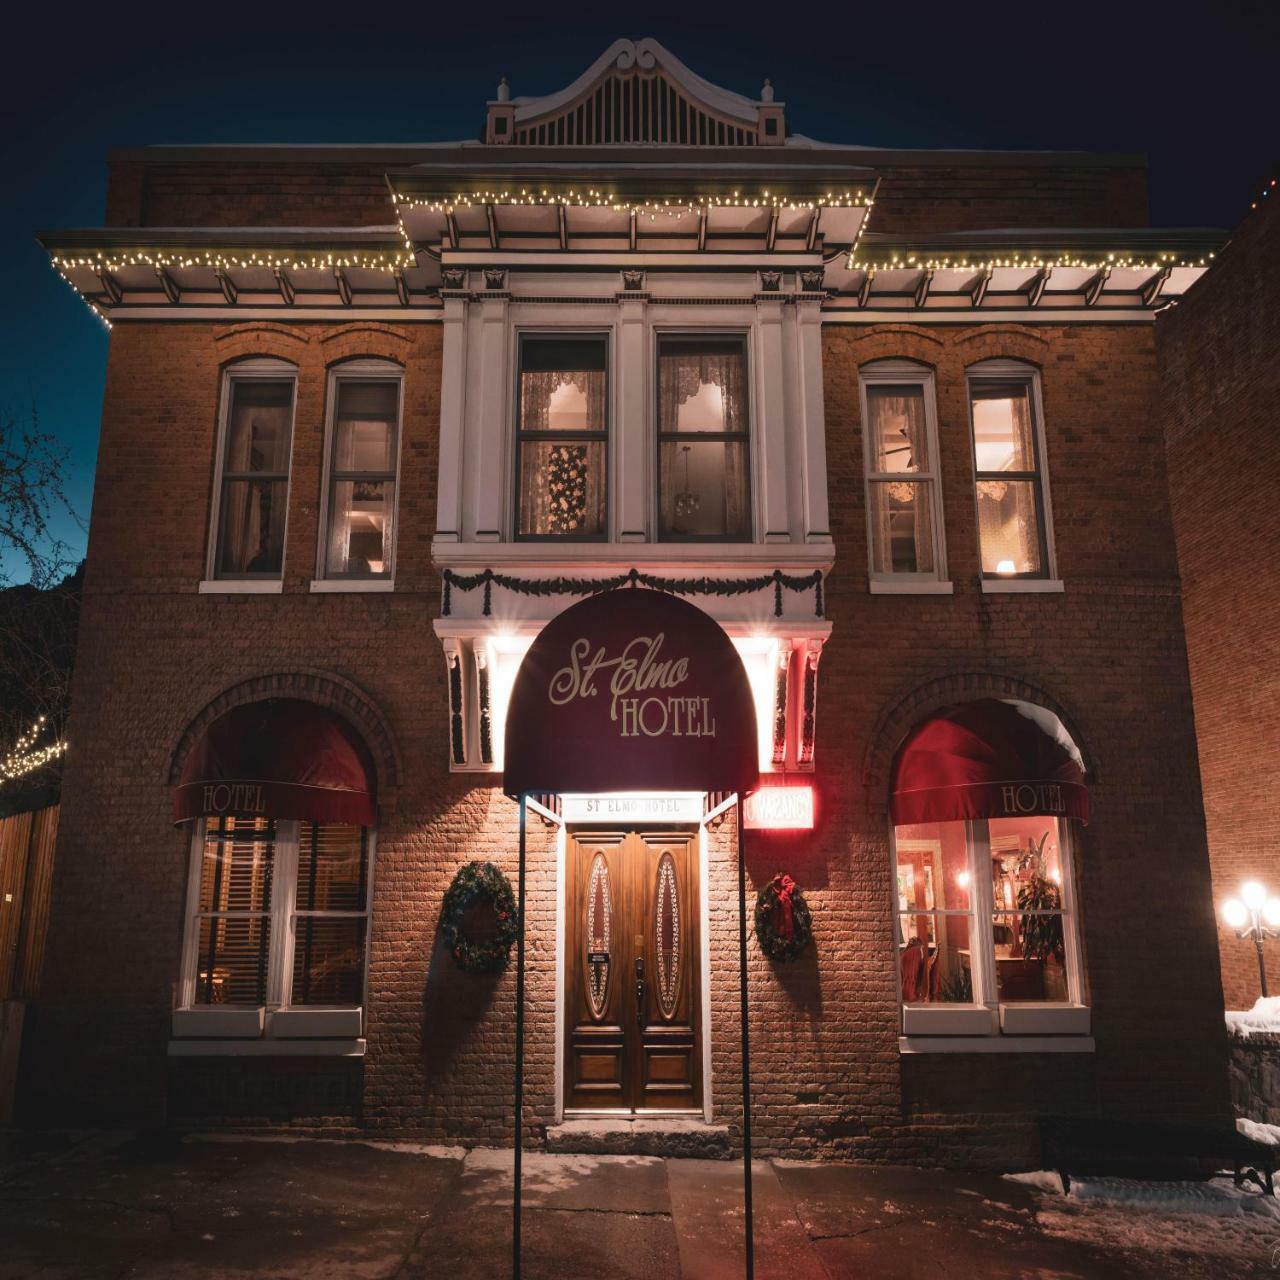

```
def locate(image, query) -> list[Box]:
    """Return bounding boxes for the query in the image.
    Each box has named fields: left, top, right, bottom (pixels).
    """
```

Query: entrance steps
left=546, top=1116, right=732, bottom=1159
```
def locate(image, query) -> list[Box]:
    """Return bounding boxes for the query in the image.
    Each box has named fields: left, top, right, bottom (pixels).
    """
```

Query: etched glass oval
left=585, top=853, right=612, bottom=1018
left=655, top=852, right=680, bottom=1018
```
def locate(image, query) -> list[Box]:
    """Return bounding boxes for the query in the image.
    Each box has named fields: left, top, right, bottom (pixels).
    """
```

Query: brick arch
left=213, top=324, right=311, bottom=365
left=847, top=325, right=945, bottom=362
left=954, top=325, right=1049, bottom=366
left=166, top=669, right=402, bottom=795
left=862, top=670, right=1099, bottom=817
left=319, top=324, right=412, bottom=365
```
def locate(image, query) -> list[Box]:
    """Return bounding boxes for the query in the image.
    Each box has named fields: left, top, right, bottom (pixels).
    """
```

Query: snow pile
left=1005, top=1170, right=1279, bottom=1219
left=1237, top=1116, right=1280, bottom=1146
left=1226, top=995, right=1280, bottom=1037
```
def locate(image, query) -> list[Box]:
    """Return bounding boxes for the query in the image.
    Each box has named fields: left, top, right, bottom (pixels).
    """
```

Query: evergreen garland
left=441, top=861, right=518, bottom=975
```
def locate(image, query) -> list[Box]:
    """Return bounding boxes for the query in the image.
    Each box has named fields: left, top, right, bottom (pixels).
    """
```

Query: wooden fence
left=0, top=804, right=59, bottom=1001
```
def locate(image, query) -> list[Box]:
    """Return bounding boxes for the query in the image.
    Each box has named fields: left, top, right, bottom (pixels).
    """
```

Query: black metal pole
left=737, top=798, right=754, bottom=1279
left=514, top=793, right=527, bottom=1279
left=1256, top=931, right=1269, bottom=999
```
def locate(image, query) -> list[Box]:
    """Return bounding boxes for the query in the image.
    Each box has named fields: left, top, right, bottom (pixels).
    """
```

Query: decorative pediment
left=485, top=38, right=784, bottom=147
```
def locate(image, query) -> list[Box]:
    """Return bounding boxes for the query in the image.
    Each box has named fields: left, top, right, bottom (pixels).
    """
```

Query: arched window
left=859, top=359, right=947, bottom=590
left=890, top=698, right=1089, bottom=1042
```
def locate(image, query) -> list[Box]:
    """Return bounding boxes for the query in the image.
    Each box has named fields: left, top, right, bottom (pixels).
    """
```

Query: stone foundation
left=1228, top=1032, right=1280, bottom=1123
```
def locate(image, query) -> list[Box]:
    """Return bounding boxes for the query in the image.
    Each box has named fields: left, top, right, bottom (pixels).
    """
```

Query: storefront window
left=183, top=818, right=372, bottom=1011
left=893, top=815, right=1078, bottom=1012
left=516, top=335, right=608, bottom=538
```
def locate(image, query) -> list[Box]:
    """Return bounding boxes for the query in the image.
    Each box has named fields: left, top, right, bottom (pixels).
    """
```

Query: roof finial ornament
left=497, top=76, right=510, bottom=103
left=761, top=78, right=774, bottom=103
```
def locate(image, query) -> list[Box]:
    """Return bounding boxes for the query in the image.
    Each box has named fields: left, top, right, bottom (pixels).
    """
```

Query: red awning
left=174, top=698, right=376, bottom=826
left=890, top=698, right=1087, bottom=825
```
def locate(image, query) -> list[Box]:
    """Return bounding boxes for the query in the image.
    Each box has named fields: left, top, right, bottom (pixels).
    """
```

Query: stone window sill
left=869, top=579, right=954, bottom=595
left=980, top=578, right=1065, bottom=594
left=899, top=1035, right=1095, bottom=1054
left=198, top=579, right=283, bottom=595
left=309, top=579, right=395, bottom=593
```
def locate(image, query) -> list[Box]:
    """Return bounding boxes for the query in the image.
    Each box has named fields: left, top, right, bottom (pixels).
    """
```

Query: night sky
left=3, top=1, right=1274, bottom=582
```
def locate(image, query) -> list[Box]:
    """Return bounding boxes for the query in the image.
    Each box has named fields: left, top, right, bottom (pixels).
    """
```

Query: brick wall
left=24, top=311, right=1229, bottom=1162
left=1158, top=192, right=1280, bottom=1012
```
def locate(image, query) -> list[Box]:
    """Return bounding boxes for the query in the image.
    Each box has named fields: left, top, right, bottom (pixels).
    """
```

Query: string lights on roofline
left=847, top=250, right=1214, bottom=272
left=392, top=186, right=873, bottom=214
left=1, top=716, right=68, bottom=786
left=50, top=248, right=414, bottom=275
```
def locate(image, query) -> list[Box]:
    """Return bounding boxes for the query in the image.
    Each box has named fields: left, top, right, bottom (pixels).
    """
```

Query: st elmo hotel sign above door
left=503, top=588, right=759, bottom=798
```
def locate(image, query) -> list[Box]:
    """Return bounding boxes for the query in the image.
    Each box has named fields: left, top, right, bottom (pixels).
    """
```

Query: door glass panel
left=654, top=852, right=680, bottom=1019
left=585, top=853, right=612, bottom=1019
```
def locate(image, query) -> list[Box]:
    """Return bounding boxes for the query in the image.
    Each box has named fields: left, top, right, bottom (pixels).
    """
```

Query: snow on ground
left=1227, top=995, right=1280, bottom=1037
left=1238, top=1117, right=1280, bottom=1146
left=1005, top=1170, right=1279, bottom=1218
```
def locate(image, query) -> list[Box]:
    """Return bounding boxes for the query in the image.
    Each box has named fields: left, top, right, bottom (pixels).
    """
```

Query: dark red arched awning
left=890, top=698, right=1088, bottom=825
left=503, top=588, right=759, bottom=798
left=174, top=698, right=376, bottom=826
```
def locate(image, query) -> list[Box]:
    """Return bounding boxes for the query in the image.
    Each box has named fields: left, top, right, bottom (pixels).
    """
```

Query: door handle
left=635, top=957, right=646, bottom=1027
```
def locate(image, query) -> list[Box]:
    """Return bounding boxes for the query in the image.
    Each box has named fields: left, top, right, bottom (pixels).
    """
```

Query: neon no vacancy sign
left=743, top=785, right=815, bottom=830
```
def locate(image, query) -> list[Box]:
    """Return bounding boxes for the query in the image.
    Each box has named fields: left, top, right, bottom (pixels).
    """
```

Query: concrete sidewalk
left=0, top=1132, right=1272, bottom=1278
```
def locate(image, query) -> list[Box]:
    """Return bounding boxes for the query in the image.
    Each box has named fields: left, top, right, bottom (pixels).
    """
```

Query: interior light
left=996, top=560, right=1016, bottom=575
left=956, top=870, right=971, bottom=888
left=1223, top=899, right=1248, bottom=930
left=1242, top=880, right=1268, bottom=911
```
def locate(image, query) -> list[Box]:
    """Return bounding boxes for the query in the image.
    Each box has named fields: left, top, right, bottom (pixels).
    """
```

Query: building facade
left=30, top=39, right=1232, bottom=1164
left=1158, top=182, right=1279, bottom=1013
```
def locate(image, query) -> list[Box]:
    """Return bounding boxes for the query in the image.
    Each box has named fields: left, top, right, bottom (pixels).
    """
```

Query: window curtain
left=520, top=371, right=607, bottom=432
left=658, top=349, right=745, bottom=432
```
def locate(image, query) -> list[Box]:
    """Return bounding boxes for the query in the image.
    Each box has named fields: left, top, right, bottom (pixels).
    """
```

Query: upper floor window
left=657, top=335, right=751, bottom=541
left=967, top=361, right=1054, bottom=580
left=210, top=362, right=297, bottom=579
left=515, top=335, right=608, bottom=539
left=320, top=363, right=403, bottom=580
left=860, top=361, right=946, bottom=584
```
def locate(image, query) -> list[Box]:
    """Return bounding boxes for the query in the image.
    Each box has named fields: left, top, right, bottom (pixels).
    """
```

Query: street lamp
left=1223, top=880, right=1280, bottom=998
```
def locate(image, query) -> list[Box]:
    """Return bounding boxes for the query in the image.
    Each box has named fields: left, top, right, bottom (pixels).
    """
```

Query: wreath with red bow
left=441, top=861, right=518, bottom=974
left=754, top=873, right=813, bottom=962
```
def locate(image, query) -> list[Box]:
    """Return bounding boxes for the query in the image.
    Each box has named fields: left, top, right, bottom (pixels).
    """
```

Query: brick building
left=1158, top=183, right=1280, bottom=1013
left=29, top=38, right=1232, bottom=1164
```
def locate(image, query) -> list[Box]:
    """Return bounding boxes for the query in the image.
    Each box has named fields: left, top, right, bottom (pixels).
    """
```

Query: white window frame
left=653, top=327, right=755, bottom=544
left=204, top=358, right=298, bottom=589
left=313, top=359, right=405, bottom=588
left=173, top=818, right=375, bottom=1047
left=965, top=359, right=1062, bottom=593
left=890, top=816, right=1089, bottom=1049
left=859, top=359, right=949, bottom=592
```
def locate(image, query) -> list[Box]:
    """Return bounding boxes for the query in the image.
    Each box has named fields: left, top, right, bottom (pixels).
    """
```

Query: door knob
left=634, top=957, right=646, bottom=1026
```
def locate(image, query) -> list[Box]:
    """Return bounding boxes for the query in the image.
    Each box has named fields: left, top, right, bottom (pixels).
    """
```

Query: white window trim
left=890, top=816, right=1088, bottom=1048
left=315, top=359, right=405, bottom=584
left=966, top=358, right=1059, bottom=585
left=859, top=359, right=948, bottom=589
left=174, top=818, right=375, bottom=1051
left=652, top=326, right=756, bottom=545
left=511, top=328, right=613, bottom=542
left=206, top=358, right=298, bottom=584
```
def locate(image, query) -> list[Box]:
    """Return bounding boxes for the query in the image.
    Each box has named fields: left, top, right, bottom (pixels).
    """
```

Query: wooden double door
left=564, top=828, right=701, bottom=1114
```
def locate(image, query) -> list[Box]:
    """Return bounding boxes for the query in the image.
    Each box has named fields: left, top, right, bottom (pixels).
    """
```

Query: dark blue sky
left=3, top=1, right=1274, bottom=582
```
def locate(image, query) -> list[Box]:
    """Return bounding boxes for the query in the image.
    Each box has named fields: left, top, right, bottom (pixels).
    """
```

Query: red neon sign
left=743, top=785, right=815, bottom=830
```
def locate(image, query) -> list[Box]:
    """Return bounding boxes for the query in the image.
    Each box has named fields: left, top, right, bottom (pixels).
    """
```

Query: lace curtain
left=520, top=371, right=607, bottom=433
left=658, top=348, right=745, bottom=433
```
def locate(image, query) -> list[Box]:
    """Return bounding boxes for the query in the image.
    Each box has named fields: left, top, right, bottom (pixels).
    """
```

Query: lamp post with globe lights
left=1222, top=880, right=1280, bottom=998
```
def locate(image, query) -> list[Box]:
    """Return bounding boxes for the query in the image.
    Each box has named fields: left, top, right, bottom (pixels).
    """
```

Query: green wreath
left=755, top=873, right=813, bottom=962
left=441, top=861, right=518, bottom=974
